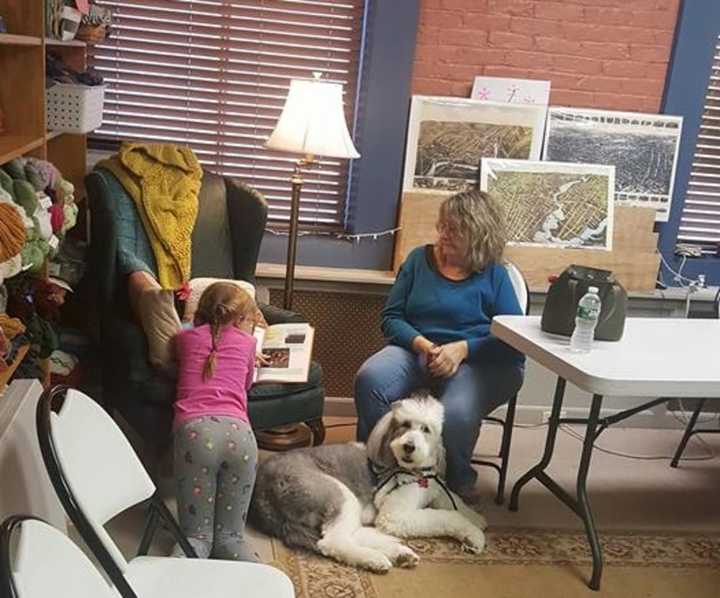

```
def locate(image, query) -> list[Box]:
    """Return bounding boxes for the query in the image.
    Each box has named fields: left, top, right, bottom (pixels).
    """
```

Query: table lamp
left=266, top=75, right=360, bottom=310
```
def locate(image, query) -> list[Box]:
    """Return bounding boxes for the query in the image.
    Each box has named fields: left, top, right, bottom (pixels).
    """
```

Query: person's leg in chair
left=354, top=345, right=426, bottom=442
left=439, top=362, right=524, bottom=500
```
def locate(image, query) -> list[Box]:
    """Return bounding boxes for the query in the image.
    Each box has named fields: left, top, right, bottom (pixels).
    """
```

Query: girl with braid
left=172, top=282, right=261, bottom=561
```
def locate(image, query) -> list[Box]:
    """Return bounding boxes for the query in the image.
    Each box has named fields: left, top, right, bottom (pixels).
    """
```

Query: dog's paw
left=460, top=529, right=486, bottom=555
left=393, top=546, right=420, bottom=568
left=364, top=554, right=393, bottom=573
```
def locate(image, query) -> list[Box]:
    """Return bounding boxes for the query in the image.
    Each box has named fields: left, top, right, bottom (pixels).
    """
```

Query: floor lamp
left=266, top=76, right=360, bottom=310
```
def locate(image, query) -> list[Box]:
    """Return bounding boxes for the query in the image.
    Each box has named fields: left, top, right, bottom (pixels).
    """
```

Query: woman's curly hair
left=437, top=189, right=508, bottom=271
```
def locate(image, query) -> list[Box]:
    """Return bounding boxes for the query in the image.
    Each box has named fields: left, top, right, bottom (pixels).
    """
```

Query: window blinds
left=88, top=0, right=365, bottom=227
left=677, top=35, right=720, bottom=253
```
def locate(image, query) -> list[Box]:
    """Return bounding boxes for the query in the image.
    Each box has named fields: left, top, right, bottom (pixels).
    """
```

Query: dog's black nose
left=403, top=442, right=415, bottom=454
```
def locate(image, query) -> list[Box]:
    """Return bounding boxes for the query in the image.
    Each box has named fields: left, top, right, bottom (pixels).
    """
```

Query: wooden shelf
left=0, top=33, right=42, bottom=46
left=0, top=135, right=45, bottom=165
left=0, top=344, right=29, bottom=390
left=45, top=37, right=86, bottom=48
left=46, top=130, right=64, bottom=141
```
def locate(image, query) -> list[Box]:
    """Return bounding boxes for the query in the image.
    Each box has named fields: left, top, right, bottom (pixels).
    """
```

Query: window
left=88, top=0, right=365, bottom=228
left=676, top=35, right=720, bottom=254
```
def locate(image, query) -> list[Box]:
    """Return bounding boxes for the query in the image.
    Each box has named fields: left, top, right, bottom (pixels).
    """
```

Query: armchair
left=85, top=168, right=325, bottom=455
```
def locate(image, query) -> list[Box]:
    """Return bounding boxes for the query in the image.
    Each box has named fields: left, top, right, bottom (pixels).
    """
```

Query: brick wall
left=413, top=0, right=681, bottom=113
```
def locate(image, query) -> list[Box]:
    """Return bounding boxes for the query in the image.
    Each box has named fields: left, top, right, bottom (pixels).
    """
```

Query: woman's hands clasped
left=427, top=340, right=468, bottom=378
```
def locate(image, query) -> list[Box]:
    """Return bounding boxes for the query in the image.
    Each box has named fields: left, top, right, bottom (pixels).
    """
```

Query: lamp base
left=256, top=424, right=312, bottom=451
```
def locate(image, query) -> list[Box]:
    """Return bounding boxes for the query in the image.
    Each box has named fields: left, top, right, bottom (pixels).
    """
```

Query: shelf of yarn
left=0, top=34, right=42, bottom=47
left=0, top=344, right=29, bottom=391
left=0, top=136, right=45, bottom=166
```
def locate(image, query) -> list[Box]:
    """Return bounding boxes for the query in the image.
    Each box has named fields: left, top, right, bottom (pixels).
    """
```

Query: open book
left=253, top=323, right=315, bottom=384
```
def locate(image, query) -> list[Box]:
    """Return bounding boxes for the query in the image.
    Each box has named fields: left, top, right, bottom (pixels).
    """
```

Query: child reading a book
left=172, top=281, right=260, bottom=562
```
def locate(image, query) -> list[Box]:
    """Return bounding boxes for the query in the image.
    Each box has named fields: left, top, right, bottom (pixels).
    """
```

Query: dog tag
left=417, top=478, right=429, bottom=488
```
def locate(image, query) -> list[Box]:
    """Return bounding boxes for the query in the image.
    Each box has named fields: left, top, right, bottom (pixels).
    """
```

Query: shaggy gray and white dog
left=249, top=396, right=487, bottom=572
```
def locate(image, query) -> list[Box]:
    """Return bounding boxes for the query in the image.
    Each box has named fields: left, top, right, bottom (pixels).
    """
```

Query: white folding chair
left=36, top=386, right=294, bottom=598
left=0, top=515, right=117, bottom=598
left=472, top=261, right=530, bottom=504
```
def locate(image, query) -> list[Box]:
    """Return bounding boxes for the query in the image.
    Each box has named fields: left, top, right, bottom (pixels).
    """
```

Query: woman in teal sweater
left=354, top=190, right=525, bottom=502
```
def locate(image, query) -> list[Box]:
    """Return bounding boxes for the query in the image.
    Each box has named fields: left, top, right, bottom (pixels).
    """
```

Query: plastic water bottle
left=570, top=287, right=601, bottom=353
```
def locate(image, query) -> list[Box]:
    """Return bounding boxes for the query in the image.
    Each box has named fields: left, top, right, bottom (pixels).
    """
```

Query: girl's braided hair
left=193, top=282, right=256, bottom=381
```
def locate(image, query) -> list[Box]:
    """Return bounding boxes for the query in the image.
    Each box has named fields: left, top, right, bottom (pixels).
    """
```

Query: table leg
left=509, top=377, right=566, bottom=511
left=578, top=394, right=604, bottom=591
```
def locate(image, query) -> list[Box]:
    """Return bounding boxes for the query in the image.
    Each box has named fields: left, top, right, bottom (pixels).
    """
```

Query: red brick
left=582, top=7, right=634, bottom=25
left=506, top=49, right=554, bottom=69
left=510, top=16, right=563, bottom=36
left=654, top=31, right=674, bottom=46
left=535, top=36, right=583, bottom=56
left=436, top=45, right=468, bottom=64
left=527, top=70, right=583, bottom=90
left=562, top=22, right=657, bottom=45
left=450, top=81, right=474, bottom=96
left=484, top=65, right=532, bottom=79
left=616, top=0, right=672, bottom=9
left=436, top=11, right=465, bottom=29
left=488, top=31, right=534, bottom=50
left=415, top=0, right=678, bottom=113
left=592, top=91, right=648, bottom=111
left=412, top=77, right=456, bottom=95
left=601, top=59, right=667, bottom=79
left=639, top=96, right=662, bottom=112
left=655, top=0, right=680, bottom=11
left=456, top=47, right=508, bottom=66
left=619, top=78, right=666, bottom=96
left=630, top=43, right=671, bottom=63
left=416, top=25, right=441, bottom=46
left=414, top=44, right=442, bottom=63
left=441, top=0, right=489, bottom=9
left=629, top=9, right=680, bottom=30
left=487, top=0, right=534, bottom=16
left=549, top=89, right=596, bottom=108
left=433, top=63, right=482, bottom=82
left=534, top=2, right=585, bottom=21
left=575, top=75, right=626, bottom=93
left=552, top=54, right=603, bottom=75
left=439, top=28, right=489, bottom=47
left=412, top=61, right=437, bottom=80
left=464, top=12, right=511, bottom=31
left=419, top=9, right=445, bottom=26
left=580, top=41, right=631, bottom=60
left=578, top=0, right=649, bottom=6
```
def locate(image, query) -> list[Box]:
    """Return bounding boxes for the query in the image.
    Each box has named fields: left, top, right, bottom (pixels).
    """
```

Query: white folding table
left=491, top=315, right=720, bottom=591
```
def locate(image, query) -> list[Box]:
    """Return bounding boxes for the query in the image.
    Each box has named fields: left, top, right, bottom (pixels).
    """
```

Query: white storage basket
left=46, top=84, right=105, bottom=134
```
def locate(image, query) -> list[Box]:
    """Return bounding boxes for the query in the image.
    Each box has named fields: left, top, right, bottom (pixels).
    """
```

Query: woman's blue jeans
left=354, top=345, right=524, bottom=493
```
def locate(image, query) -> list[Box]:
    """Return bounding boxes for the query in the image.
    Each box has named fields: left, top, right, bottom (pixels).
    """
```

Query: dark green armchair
left=85, top=168, right=325, bottom=454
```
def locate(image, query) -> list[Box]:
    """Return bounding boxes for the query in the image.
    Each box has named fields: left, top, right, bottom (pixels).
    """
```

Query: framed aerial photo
left=403, top=96, right=547, bottom=193
left=543, top=107, right=682, bottom=222
left=480, top=158, right=615, bottom=250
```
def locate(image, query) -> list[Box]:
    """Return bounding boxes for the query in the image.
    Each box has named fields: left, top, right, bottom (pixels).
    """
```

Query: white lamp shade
left=266, top=79, right=360, bottom=160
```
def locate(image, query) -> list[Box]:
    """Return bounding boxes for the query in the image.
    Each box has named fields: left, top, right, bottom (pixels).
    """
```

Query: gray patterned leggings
left=173, top=415, right=258, bottom=561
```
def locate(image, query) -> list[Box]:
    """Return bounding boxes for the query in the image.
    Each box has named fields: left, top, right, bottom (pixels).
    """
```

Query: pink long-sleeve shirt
left=173, top=324, right=256, bottom=428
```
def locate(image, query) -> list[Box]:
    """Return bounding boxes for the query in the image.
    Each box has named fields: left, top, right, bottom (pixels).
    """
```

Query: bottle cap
left=589, top=286, right=599, bottom=293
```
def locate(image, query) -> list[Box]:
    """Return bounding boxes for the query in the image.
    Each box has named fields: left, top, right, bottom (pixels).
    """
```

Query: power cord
left=558, top=424, right=716, bottom=462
